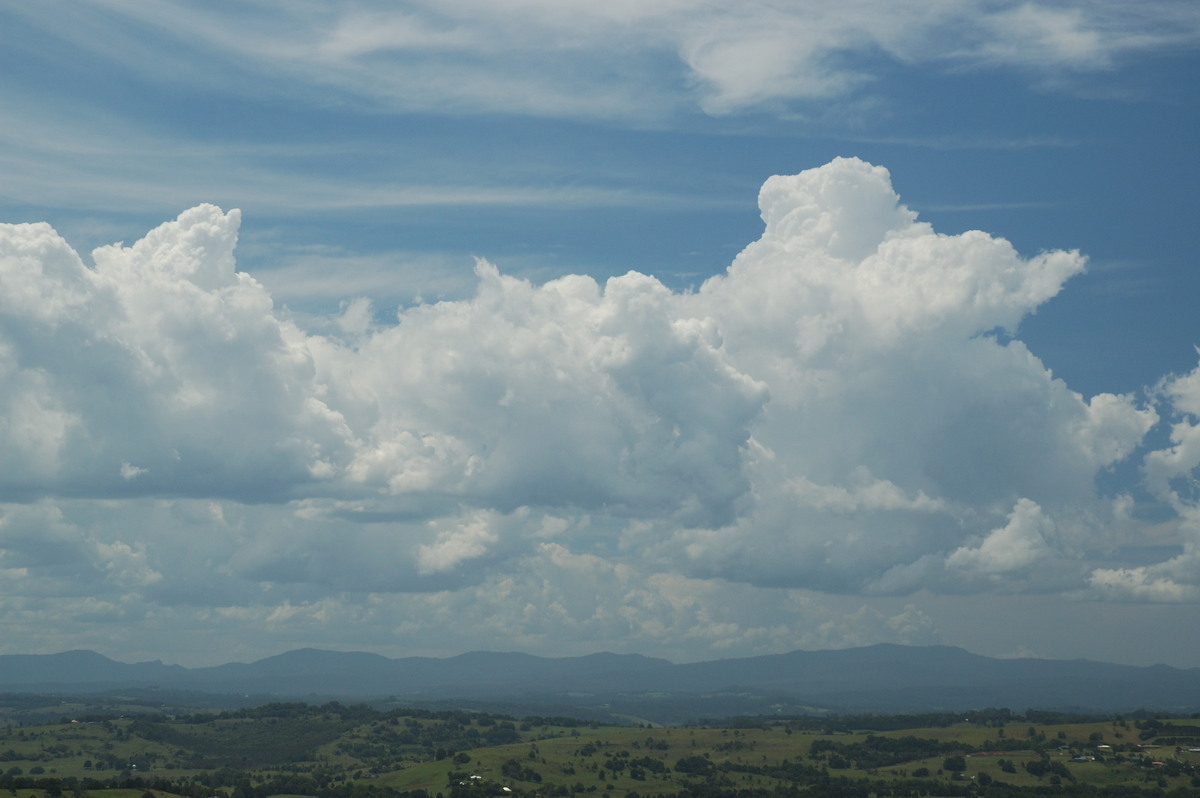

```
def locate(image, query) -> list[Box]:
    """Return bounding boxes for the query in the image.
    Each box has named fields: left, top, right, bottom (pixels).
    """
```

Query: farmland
left=1, top=701, right=1199, bottom=797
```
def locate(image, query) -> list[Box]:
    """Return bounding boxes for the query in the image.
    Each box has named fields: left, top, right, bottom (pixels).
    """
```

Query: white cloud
left=320, top=260, right=767, bottom=526
left=1086, top=366, right=1200, bottom=603
left=666, top=158, right=1154, bottom=595
left=1088, top=512, right=1200, bottom=604
left=0, top=205, right=352, bottom=501
left=0, top=155, right=1187, bottom=662
left=1089, top=562, right=1200, bottom=603
left=786, top=471, right=945, bottom=515
left=1144, top=363, right=1200, bottom=510
left=946, top=498, right=1055, bottom=576
left=95, top=540, right=162, bottom=588
left=417, top=511, right=501, bottom=575
left=120, top=462, right=147, bottom=480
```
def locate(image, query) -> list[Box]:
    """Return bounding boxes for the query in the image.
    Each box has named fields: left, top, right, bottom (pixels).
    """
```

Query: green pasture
left=2, top=706, right=1199, bottom=796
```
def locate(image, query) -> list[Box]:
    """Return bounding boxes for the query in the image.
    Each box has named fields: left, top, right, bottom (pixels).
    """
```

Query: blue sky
left=2, top=1, right=1200, bottom=669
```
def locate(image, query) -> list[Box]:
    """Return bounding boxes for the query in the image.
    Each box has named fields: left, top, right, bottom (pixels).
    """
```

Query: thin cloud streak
left=10, top=1, right=1198, bottom=120
left=0, top=123, right=734, bottom=217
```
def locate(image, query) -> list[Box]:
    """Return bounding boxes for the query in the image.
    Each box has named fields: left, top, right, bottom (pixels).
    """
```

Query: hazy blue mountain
left=0, top=649, right=187, bottom=691
left=1, top=644, right=1197, bottom=716
left=183, top=649, right=674, bottom=695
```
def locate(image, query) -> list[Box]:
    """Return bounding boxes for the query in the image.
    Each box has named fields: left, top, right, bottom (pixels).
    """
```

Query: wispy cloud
left=846, top=134, right=1081, bottom=151
left=10, top=1, right=1197, bottom=121
left=918, top=200, right=1064, bottom=213
left=0, top=104, right=733, bottom=218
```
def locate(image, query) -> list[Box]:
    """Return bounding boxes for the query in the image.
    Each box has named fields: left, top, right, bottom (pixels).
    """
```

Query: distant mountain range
left=1, top=644, right=1197, bottom=719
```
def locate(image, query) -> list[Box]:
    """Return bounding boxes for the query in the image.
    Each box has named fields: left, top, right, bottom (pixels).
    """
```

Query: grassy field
left=1, top=704, right=1199, bottom=797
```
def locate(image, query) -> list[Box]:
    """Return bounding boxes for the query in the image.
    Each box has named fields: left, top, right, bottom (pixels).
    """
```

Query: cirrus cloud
left=7, top=2, right=1196, bottom=122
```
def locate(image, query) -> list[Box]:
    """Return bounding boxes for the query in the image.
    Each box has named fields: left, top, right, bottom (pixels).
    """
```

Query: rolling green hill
left=1, top=700, right=1199, bottom=797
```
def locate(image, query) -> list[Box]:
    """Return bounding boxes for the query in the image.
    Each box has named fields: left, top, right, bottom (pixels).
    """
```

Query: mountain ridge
left=1, top=644, right=1196, bottom=715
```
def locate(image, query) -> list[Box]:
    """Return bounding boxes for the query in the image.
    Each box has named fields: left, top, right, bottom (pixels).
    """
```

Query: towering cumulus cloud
left=677, top=158, right=1156, bottom=595
left=0, top=206, right=348, bottom=500
left=0, top=158, right=1179, bottom=658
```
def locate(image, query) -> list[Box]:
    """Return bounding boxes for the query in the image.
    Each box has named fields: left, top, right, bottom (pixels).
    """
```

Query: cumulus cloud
left=946, top=499, right=1055, bottom=577
left=1143, top=363, right=1200, bottom=509
left=0, top=155, right=1185, bottom=661
left=0, top=206, right=353, bottom=501
left=669, top=158, right=1154, bottom=595
left=1089, top=558, right=1200, bottom=603
left=1086, top=364, right=1200, bottom=603
left=328, top=261, right=766, bottom=526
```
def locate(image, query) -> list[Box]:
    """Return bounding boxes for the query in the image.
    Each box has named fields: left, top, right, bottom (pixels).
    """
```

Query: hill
left=1, top=644, right=1197, bottom=720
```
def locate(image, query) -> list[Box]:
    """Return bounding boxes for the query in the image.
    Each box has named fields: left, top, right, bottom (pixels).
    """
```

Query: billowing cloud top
left=1, top=157, right=1196, bottom=663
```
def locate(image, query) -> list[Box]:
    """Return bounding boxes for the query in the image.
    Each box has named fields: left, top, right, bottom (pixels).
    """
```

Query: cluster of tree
left=124, top=702, right=533, bottom=771
left=717, top=758, right=826, bottom=783
left=618, top=776, right=1200, bottom=798
left=729, top=708, right=1132, bottom=735
left=1023, top=757, right=1074, bottom=782
left=500, top=757, right=543, bottom=783
left=673, top=756, right=716, bottom=776
left=810, top=735, right=966, bottom=769
left=1133, top=718, right=1200, bottom=745
left=0, top=770, right=448, bottom=798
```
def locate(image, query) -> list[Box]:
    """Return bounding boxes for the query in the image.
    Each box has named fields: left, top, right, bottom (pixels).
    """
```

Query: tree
left=942, top=756, right=966, bottom=772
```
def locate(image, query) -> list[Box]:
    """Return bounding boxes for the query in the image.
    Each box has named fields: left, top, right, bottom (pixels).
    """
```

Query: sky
left=1, top=1, right=1200, bottom=671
